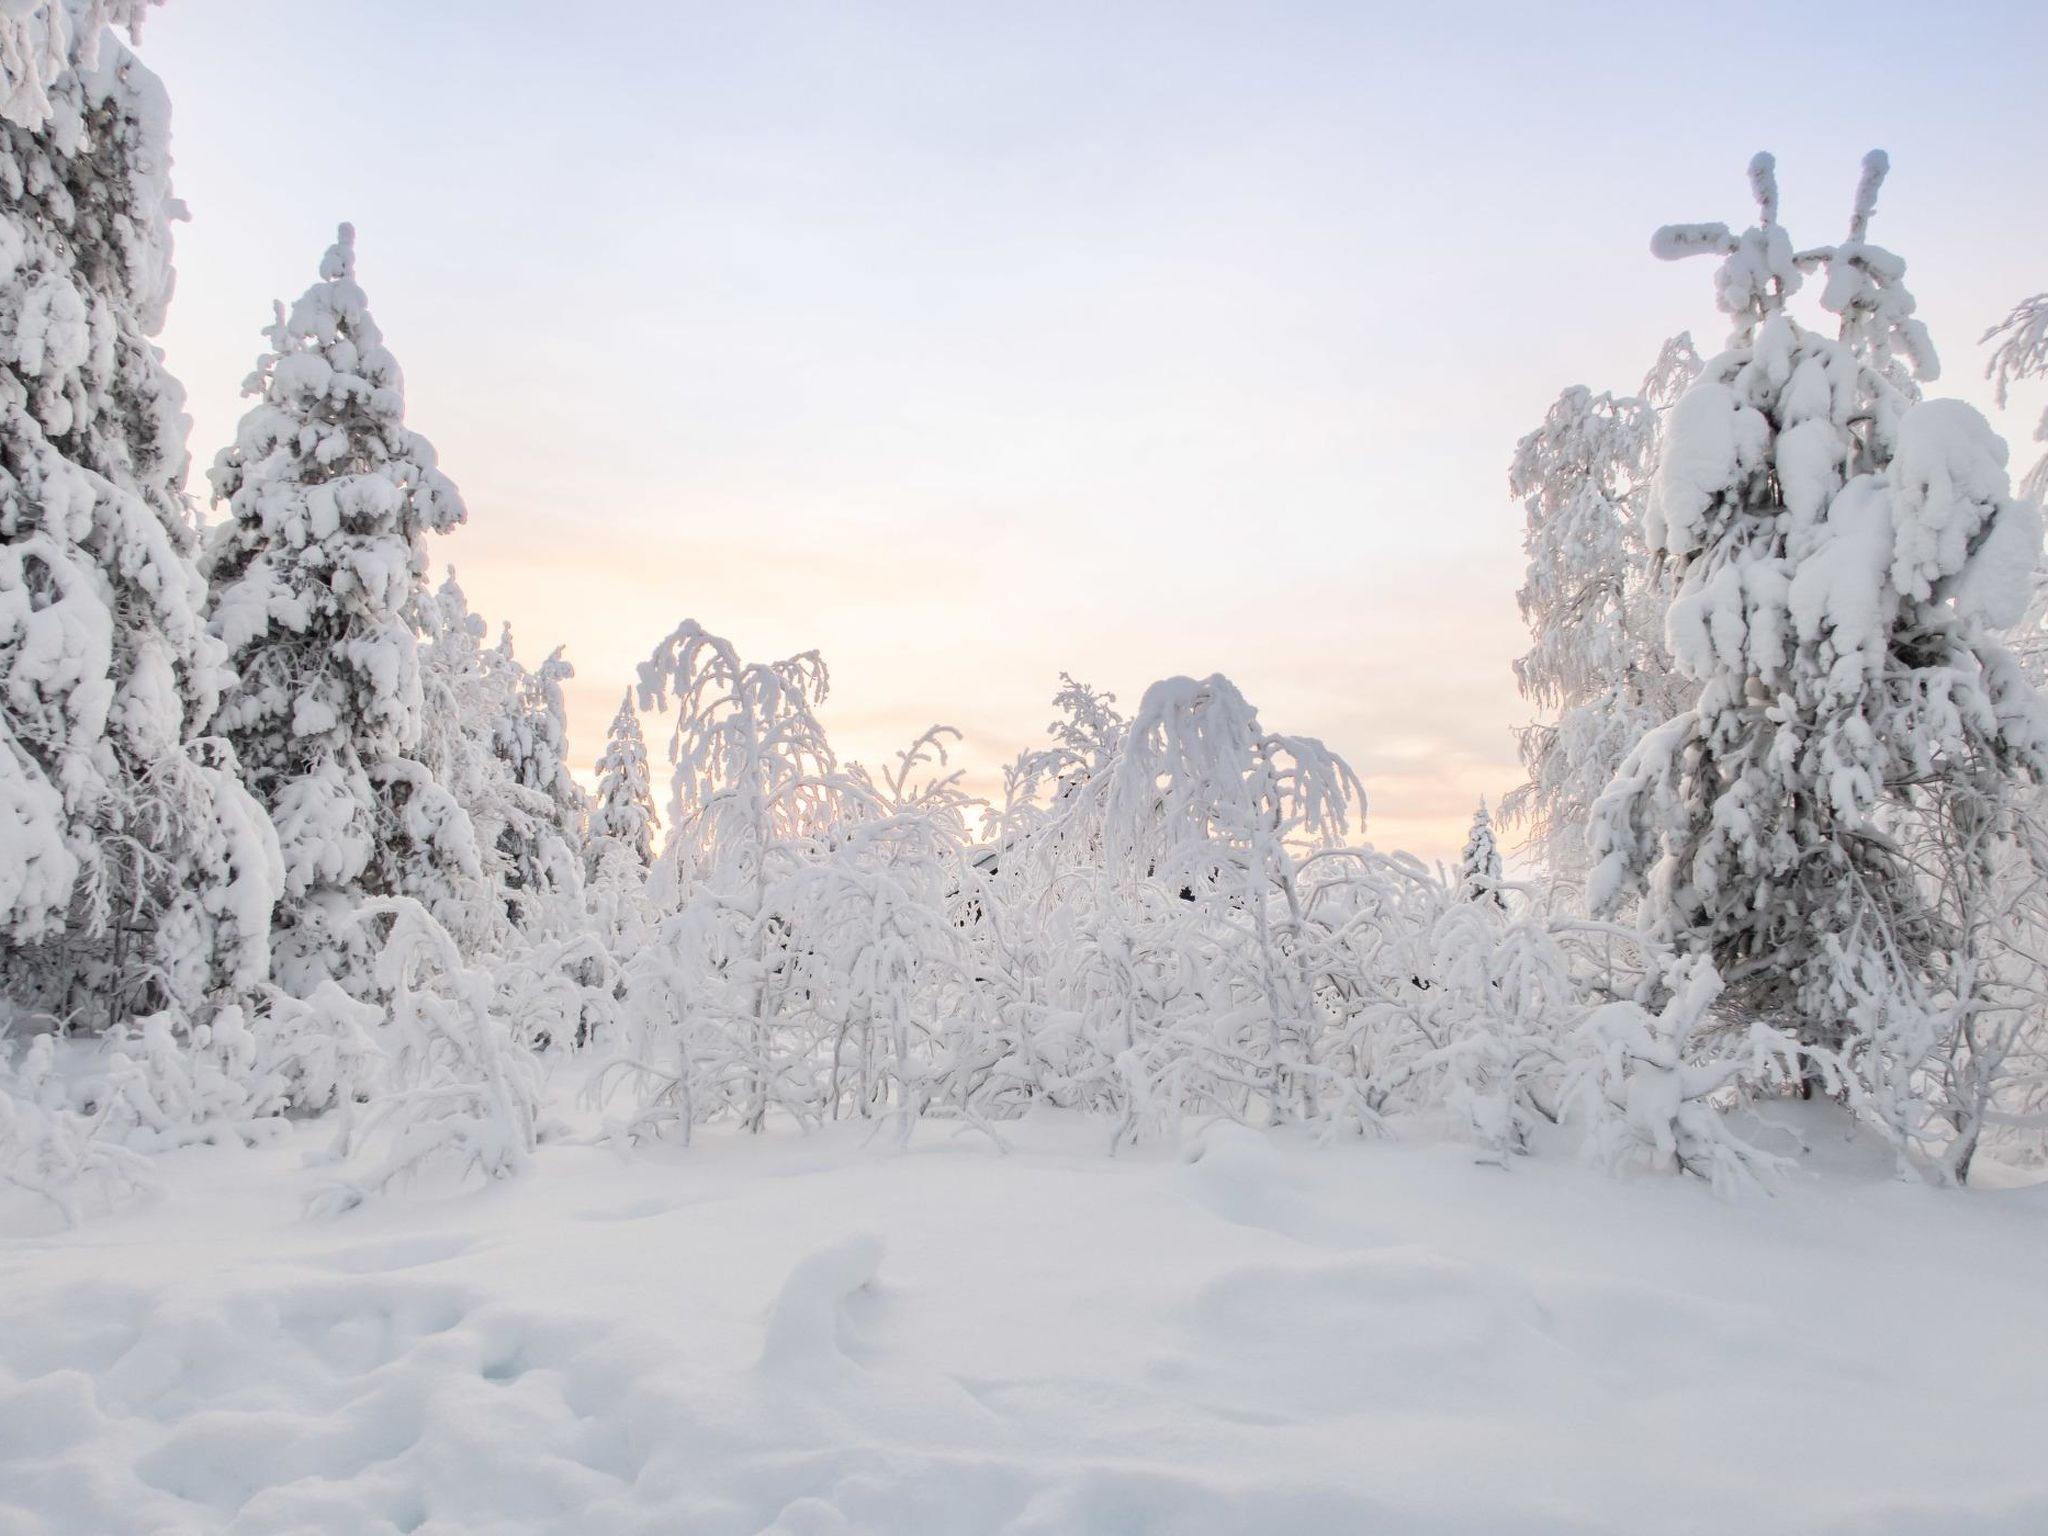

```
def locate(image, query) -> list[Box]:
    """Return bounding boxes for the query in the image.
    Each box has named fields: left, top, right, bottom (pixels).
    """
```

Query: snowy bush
left=0, top=1032, right=158, bottom=1225
left=1568, top=957, right=1802, bottom=1196
left=310, top=897, right=543, bottom=1214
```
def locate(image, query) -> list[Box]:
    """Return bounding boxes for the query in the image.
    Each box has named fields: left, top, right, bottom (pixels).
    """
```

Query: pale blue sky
left=141, top=0, right=2048, bottom=858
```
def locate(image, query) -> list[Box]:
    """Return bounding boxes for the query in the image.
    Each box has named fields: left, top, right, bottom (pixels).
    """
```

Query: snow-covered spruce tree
left=407, top=570, right=519, bottom=957
left=1503, top=339, right=1700, bottom=886
left=1458, top=799, right=1506, bottom=908
left=0, top=0, right=160, bottom=131
left=407, top=571, right=618, bottom=1058
left=1589, top=153, right=2048, bottom=1175
left=485, top=627, right=585, bottom=896
left=204, top=224, right=474, bottom=1004
left=2, top=22, right=279, bottom=1074
left=589, top=689, right=657, bottom=868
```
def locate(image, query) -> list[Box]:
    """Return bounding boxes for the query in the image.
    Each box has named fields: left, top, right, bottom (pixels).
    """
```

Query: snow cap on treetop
left=321, top=222, right=356, bottom=282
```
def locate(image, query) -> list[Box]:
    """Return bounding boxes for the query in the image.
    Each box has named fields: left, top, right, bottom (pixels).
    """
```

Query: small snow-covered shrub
left=1568, top=958, right=1802, bottom=1195
left=0, top=1034, right=159, bottom=1226
left=311, top=899, right=542, bottom=1214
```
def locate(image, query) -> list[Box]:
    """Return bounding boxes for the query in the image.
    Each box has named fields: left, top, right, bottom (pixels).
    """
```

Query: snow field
left=4, top=1110, right=2047, bottom=1535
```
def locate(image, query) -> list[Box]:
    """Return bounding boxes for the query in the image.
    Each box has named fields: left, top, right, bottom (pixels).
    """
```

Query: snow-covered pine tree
left=589, top=690, right=657, bottom=867
left=485, top=627, right=585, bottom=894
left=1502, top=339, right=1700, bottom=885
left=1458, top=799, right=1505, bottom=908
left=203, top=224, right=472, bottom=1002
left=2, top=19, right=278, bottom=1049
left=1590, top=153, right=2048, bottom=1165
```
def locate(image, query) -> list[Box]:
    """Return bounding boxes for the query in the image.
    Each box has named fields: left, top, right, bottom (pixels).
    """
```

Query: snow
left=7, top=56, right=2048, bottom=1536
left=5, top=1110, right=2048, bottom=1534
left=1889, top=397, right=2028, bottom=621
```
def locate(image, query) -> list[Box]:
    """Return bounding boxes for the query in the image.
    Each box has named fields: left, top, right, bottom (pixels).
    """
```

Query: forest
left=10, top=7, right=2048, bottom=1534
left=5, top=6, right=2048, bottom=1224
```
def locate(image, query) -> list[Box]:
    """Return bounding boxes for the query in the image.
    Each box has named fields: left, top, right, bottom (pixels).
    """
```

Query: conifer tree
left=2, top=21, right=277, bottom=1042
left=486, top=628, right=585, bottom=894
left=1458, top=800, right=1505, bottom=908
left=0, top=1, right=161, bottom=131
left=203, top=224, right=472, bottom=999
left=590, top=690, right=657, bottom=867
left=1591, top=153, right=2048, bottom=1133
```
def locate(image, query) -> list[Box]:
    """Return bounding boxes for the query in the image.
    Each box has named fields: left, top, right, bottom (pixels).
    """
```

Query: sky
left=137, top=0, right=2048, bottom=863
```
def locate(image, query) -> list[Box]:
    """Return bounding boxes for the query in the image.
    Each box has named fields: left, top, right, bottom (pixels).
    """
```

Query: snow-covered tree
left=1503, top=338, right=1700, bottom=883
left=615, top=622, right=853, bottom=1134
left=1458, top=799, right=1505, bottom=908
left=408, top=571, right=522, bottom=955
left=0, top=0, right=161, bottom=130
left=1590, top=153, right=2048, bottom=1158
left=486, top=628, right=585, bottom=894
left=204, top=223, right=471, bottom=1002
left=2, top=25, right=277, bottom=1048
left=1983, top=292, right=2048, bottom=505
left=1104, top=674, right=1365, bottom=1125
left=589, top=690, right=658, bottom=867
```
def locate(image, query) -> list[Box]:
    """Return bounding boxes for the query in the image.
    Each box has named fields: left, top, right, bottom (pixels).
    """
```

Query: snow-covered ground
left=4, top=1111, right=2046, bottom=1536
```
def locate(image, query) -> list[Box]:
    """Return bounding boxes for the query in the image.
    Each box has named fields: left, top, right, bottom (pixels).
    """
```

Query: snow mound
left=759, top=1230, right=887, bottom=1372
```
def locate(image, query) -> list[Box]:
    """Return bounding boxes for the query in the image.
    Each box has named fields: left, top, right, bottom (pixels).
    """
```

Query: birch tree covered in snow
left=1103, top=674, right=1366, bottom=1126
left=1590, top=152, right=2048, bottom=1177
left=1981, top=293, right=2048, bottom=506
left=1504, top=339, right=1700, bottom=884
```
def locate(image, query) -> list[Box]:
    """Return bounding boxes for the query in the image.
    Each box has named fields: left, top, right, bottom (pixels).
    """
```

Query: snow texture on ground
left=3, top=1107, right=2046, bottom=1535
